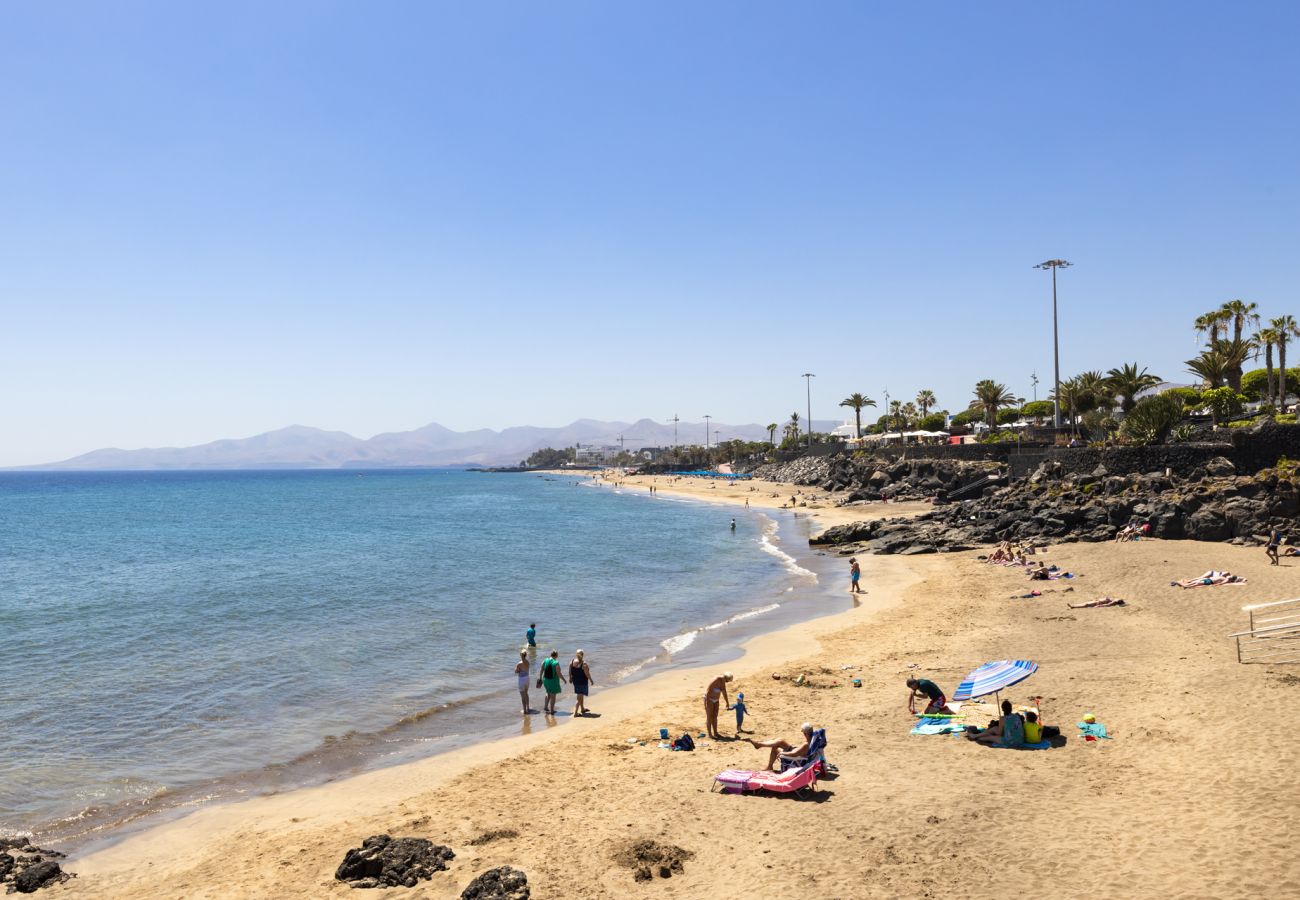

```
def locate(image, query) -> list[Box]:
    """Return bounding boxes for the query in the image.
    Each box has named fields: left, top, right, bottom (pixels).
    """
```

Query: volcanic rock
left=460, top=866, right=530, bottom=900
left=335, top=835, right=455, bottom=889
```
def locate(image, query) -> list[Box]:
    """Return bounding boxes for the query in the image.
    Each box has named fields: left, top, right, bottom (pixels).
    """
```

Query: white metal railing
left=1231, top=598, right=1300, bottom=664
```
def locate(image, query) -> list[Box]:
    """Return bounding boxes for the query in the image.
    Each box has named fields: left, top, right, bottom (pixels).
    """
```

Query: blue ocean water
left=0, top=469, right=836, bottom=845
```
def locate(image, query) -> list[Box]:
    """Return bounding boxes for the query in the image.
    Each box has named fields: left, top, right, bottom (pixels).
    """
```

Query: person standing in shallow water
left=569, top=649, right=593, bottom=717
left=849, top=558, right=862, bottom=593
left=514, top=650, right=531, bottom=714
left=539, top=650, right=566, bottom=714
left=526, top=623, right=537, bottom=648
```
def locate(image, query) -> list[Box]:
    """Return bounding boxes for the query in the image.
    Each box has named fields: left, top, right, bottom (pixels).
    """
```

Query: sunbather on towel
left=745, top=723, right=814, bottom=771
left=1172, top=570, right=1245, bottom=588
left=1068, top=597, right=1126, bottom=608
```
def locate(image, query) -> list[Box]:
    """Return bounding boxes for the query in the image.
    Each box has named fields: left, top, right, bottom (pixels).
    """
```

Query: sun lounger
left=712, top=759, right=820, bottom=795
left=778, top=728, right=827, bottom=773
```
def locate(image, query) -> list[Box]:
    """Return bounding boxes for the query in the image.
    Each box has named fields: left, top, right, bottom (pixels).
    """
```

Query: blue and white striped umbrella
left=951, top=660, right=1038, bottom=701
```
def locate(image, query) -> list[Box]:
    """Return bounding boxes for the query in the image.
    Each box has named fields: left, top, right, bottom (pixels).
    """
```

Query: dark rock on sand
left=335, top=834, right=455, bottom=889
left=460, top=866, right=530, bottom=900
left=13, top=860, right=64, bottom=894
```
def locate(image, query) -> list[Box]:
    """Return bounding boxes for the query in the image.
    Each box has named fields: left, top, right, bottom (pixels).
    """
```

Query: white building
left=574, top=444, right=622, bottom=465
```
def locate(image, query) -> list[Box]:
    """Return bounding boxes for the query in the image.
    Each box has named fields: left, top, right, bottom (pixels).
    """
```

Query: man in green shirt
left=906, top=677, right=954, bottom=715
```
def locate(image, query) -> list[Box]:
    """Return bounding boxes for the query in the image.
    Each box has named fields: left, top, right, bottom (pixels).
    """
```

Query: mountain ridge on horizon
left=13, top=418, right=843, bottom=471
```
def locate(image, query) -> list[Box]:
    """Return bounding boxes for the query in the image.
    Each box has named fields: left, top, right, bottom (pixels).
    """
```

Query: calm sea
left=0, top=469, right=841, bottom=847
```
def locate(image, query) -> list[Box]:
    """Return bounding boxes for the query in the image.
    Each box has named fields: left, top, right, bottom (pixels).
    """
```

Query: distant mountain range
left=17, top=418, right=845, bottom=470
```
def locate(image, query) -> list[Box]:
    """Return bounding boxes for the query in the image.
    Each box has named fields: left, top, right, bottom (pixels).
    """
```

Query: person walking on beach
left=569, top=649, right=594, bottom=717
left=1266, top=528, right=1283, bottom=566
left=514, top=650, right=531, bottom=715
left=849, top=557, right=862, bottom=593
left=539, top=650, right=566, bottom=714
left=907, top=677, right=954, bottom=715
left=526, top=623, right=537, bottom=648
left=704, top=673, right=733, bottom=739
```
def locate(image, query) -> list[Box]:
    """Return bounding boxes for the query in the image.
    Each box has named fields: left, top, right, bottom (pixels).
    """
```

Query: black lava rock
left=460, top=866, right=530, bottom=900
left=335, top=834, right=455, bottom=889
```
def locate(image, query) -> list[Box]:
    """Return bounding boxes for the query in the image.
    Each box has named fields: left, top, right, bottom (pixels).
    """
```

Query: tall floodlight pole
left=802, top=373, right=815, bottom=449
left=703, top=415, right=711, bottom=450
left=1034, top=259, right=1072, bottom=429
left=1031, top=372, right=1039, bottom=403
left=672, top=414, right=679, bottom=449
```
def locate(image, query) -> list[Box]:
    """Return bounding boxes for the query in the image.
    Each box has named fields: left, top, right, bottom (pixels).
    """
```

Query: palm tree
left=1220, top=299, right=1260, bottom=345
left=1052, top=378, right=1084, bottom=436
left=1274, top=315, right=1300, bottom=407
left=901, top=402, right=919, bottom=429
left=888, top=400, right=903, bottom=430
left=1194, top=309, right=1230, bottom=345
left=1186, top=347, right=1231, bottom=389
left=1254, top=328, right=1279, bottom=406
left=915, top=390, right=936, bottom=418
left=766, top=423, right=778, bottom=447
left=837, top=393, right=876, bottom=439
left=788, top=411, right=801, bottom=441
left=1106, top=363, right=1162, bottom=413
left=970, top=379, right=1016, bottom=429
left=1074, top=370, right=1114, bottom=415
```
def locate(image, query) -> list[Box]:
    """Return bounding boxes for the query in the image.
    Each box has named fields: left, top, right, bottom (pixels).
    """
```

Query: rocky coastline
left=811, top=454, right=1298, bottom=554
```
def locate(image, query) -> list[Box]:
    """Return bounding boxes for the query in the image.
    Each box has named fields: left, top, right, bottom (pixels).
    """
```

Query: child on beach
left=728, top=692, right=749, bottom=733
left=849, top=558, right=862, bottom=593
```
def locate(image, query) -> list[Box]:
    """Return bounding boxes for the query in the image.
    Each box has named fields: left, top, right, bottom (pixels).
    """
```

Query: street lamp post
left=1034, top=259, right=1072, bottom=429
left=802, top=373, right=815, bottom=449
left=703, top=415, right=711, bottom=451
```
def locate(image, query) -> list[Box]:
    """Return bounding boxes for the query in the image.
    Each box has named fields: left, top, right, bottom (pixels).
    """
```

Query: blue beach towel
left=994, top=740, right=1052, bottom=750
left=911, top=716, right=968, bottom=736
left=1077, top=722, right=1111, bottom=739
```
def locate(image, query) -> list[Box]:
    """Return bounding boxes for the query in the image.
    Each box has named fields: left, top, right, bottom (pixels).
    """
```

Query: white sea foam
left=759, top=517, right=817, bottom=581
left=660, top=631, right=698, bottom=655
left=655, top=602, right=783, bottom=664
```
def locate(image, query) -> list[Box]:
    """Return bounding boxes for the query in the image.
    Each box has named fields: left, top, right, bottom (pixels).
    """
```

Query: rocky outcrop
left=750, top=456, right=833, bottom=486
left=335, top=835, right=455, bottom=889
left=0, top=839, right=70, bottom=894
left=461, top=866, right=530, bottom=899
left=812, top=462, right=1300, bottom=553
left=753, top=454, right=1002, bottom=502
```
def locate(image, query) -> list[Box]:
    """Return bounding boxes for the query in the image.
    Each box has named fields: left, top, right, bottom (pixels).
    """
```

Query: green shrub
left=1119, top=394, right=1185, bottom=446
left=1200, top=387, right=1246, bottom=423
left=1021, top=400, right=1055, bottom=420
left=996, top=407, right=1023, bottom=425
left=1163, top=386, right=1202, bottom=407
left=917, top=413, right=947, bottom=432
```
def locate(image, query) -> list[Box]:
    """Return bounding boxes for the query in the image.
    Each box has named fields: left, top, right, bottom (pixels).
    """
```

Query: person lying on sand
left=907, top=677, right=954, bottom=715
left=1069, top=597, right=1127, bottom=608
left=745, top=723, right=814, bottom=771
left=1171, top=571, right=1246, bottom=588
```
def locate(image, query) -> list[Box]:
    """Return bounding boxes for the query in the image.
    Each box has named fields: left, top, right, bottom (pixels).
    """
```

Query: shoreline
left=63, top=471, right=912, bottom=878
left=70, top=538, right=923, bottom=897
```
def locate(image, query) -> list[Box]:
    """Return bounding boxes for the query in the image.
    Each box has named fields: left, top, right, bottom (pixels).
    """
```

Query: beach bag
left=672, top=733, right=695, bottom=751
left=1042, top=725, right=1061, bottom=740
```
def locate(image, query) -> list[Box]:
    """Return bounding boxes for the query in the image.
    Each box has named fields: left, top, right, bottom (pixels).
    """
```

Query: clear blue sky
left=2, top=1, right=1296, bottom=465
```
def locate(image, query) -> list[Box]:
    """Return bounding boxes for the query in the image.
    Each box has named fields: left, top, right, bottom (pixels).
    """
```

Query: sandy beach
left=59, top=474, right=1300, bottom=899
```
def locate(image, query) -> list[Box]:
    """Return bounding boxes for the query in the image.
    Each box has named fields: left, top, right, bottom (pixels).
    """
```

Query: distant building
left=574, top=444, right=621, bottom=465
